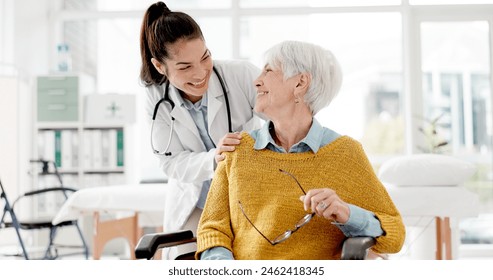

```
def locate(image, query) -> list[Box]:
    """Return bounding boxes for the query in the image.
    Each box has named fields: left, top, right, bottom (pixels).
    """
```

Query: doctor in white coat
left=139, top=2, right=262, bottom=259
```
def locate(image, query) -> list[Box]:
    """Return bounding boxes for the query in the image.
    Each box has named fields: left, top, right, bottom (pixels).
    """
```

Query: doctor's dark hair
left=139, top=2, right=204, bottom=86
left=264, top=41, right=342, bottom=115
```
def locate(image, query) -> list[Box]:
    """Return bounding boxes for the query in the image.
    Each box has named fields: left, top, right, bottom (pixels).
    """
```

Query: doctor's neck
left=179, top=89, right=204, bottom=104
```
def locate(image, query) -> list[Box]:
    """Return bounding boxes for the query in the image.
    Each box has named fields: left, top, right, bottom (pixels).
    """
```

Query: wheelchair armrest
left=135, top=230, right=197, bottom=260
left=341, top=236, right=376, bottom=260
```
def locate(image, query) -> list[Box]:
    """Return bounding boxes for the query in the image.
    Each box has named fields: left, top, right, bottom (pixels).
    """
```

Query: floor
left=2, top=244, right=492, bottom=260
left=2, top=226, right=493, bottom=260
left=0, top=237, right=132, bottom=260
left=0, top=246, right=128, bottom=260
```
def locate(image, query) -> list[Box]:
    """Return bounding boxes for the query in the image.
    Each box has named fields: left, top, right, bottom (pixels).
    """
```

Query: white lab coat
left=145, top=60, right=262, bottom=235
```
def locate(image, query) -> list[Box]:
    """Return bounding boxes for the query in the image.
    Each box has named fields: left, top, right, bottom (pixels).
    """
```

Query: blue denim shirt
left=201, top=119, right=383, bottom=260
left=180, top=93, right=214, bottom=209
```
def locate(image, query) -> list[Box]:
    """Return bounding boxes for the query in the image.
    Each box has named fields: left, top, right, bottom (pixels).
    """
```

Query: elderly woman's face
left=253, top=63, right=299, bottom=118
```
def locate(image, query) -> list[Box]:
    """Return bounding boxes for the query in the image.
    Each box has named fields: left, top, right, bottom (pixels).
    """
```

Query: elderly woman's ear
left=294, top=72, right=311, bottom=99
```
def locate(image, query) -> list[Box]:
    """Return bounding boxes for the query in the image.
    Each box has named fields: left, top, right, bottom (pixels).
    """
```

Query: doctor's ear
left=151, top=58, right=167, bottom=75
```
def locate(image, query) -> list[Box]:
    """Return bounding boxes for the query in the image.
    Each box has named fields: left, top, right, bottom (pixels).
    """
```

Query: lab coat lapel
left=207, top=73, right=228, bottom=143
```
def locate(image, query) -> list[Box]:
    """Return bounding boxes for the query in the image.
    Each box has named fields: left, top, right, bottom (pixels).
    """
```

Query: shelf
left=83, top=169, right=125, bottom=174
left=38, top=171, right=79, bottom=176
left=30, top=74, right=135, bottom=257
left=37, top=123, right=79, bottom=130
left=34, top=74, right=133, bottom=189
left=83, top=124, right=125, bottom=129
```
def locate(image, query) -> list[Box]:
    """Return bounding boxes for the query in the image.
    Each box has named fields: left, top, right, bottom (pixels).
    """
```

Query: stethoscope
left=151, top=66, right=232, bottom=156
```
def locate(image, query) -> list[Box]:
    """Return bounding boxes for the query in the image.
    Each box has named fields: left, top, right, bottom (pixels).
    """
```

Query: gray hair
left=263, top=40, right=343, bottom=115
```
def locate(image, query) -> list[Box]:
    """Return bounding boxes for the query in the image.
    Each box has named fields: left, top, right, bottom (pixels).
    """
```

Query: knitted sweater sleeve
left=196, top=157, right=234, bottom=259
left=343, top=140, right=406, bottom=254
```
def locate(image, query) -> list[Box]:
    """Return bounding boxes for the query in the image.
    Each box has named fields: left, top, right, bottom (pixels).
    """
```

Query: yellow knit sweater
left=197, top=132, right=405, bottom=260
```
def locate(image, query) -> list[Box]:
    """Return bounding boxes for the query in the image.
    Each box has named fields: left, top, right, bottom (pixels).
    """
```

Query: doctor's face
left=253, top=63, right=298, bottom=120
left=159, top=38, right=213, bottom=103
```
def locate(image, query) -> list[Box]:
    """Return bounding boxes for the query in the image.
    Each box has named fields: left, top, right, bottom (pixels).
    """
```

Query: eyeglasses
left=238, top=169, right=315, bottom=246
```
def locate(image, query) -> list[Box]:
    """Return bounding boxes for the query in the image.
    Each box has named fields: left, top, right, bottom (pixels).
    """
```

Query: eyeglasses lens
left=295, top=214, right=313, bottom=228
left=273, top=231, right=292, bottom=244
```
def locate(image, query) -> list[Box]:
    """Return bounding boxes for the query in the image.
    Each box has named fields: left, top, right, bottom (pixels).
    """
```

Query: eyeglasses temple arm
left=279, top=169, right=306, bottom=195
left=238, top=201, right=276, bottom=245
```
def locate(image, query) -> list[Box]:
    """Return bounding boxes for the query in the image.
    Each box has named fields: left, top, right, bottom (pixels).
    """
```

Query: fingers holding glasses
left=300, top=188, right=350, bottom=224
left=316, top=201, right=328, bottom=211
left=215, top=132, right=242, bottom=163
left=320, top=196, right=350, bottom=224
left=299, top=188, right=323, bottom=212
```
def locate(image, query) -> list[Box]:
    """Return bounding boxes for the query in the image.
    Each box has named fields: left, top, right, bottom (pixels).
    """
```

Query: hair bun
left=147, top=1, right=171, bottom=26
left=155, top=1, right=171, bottom=14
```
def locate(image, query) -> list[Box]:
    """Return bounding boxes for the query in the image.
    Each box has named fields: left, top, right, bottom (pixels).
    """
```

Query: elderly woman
left=196, top=41, right=405, bottom=260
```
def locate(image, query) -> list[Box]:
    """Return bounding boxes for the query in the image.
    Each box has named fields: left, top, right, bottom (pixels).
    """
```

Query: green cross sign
left=107, top=102, right=120, bottom=116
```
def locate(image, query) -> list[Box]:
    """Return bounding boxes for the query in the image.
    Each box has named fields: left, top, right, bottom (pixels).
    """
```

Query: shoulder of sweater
left=319, top=136, right=373, bottom=166
left=236, top=132, right=363, bottom=152
left=236, top=132, right=365, bottom=157
left=233, top=132, right=255, bottom=154
left=319, top=135, right=362, bottom=151
left=219, top=132, right=253, bottom=164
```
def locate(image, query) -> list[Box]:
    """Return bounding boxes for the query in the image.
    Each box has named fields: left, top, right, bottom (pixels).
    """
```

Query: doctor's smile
left=189, top=78, right=207, bottom=88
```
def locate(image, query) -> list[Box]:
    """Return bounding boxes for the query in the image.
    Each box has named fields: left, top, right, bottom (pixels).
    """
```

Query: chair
left=134, top=230, right=376, bottom=260
left=0, top=160, right=89, bottom=260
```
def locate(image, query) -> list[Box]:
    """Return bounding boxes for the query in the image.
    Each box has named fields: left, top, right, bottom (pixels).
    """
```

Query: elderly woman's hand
left=300, top=188, right=350, bottom=224
left=215, top=132, right=242, bottom=163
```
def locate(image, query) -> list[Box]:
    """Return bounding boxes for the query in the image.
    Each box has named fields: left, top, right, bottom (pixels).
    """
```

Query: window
left=420, top=21, right=492, bottom=246
left=420, top=21, right=491, bottom=156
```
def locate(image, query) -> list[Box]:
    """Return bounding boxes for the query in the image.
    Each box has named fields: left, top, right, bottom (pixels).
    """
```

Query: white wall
left=0, top=77, right=22, bottom=195
left=1, top=0, right=51, bottom=193
left=0, top=0, right=50, bottom=206
left=0, top=75, right=31, bottom=252
left=14, top=0, right=51, bottom=77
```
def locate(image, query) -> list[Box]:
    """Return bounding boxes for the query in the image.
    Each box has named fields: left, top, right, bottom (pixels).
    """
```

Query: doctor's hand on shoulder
left=215, top=132, right=242, bottom=163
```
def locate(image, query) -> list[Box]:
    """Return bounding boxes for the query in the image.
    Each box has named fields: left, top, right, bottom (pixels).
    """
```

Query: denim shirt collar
left=253, top=119, right=325, bottom=153
left=179, top=90, right=208, bottom=111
